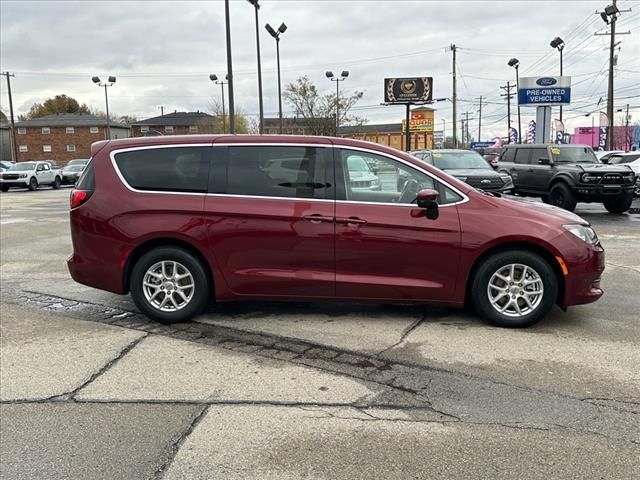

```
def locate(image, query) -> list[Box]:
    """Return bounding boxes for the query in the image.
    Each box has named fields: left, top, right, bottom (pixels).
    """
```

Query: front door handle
left=337, top=216, right=367, bottom=225
left=303, top=214, right=333, bottom=224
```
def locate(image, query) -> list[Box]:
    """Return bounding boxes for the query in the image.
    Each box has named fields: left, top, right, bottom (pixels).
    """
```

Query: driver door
left=334, top=148, right=462, bottom=302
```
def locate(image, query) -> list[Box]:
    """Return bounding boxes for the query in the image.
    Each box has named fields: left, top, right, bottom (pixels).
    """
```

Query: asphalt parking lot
left=1, top=187, right=639, bottom=479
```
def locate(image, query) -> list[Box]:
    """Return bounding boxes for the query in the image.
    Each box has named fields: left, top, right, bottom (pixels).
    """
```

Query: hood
left=444, top=168, right=500, bottom=178
left=493, top=195, right=588, bottom=225
left=571, top=163, right=634, bottom=173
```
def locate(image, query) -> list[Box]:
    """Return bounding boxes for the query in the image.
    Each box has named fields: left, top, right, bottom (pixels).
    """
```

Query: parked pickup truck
left=0, top=161, right=63, bottom=192
left=498, top=144, right=636, bottom=213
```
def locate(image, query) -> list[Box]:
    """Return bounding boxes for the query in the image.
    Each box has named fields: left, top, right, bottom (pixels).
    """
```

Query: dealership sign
left=518, top=76, right=571, bottom=106
left=401, top=118, right=433, bottom=132
left=384, top=77, right=433, bottom=103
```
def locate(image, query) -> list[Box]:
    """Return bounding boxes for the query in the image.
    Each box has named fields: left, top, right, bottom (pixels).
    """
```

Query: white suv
left=0, top=161, right=63, bottom=192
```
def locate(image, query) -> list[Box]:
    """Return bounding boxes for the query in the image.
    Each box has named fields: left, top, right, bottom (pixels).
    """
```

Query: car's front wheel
left=471, top=250, right=558, bottom=328
left=603, top=192, right=633, bottom=214
left=52, top=176, right=61, bottom=189
left=28, top=177, right=38, bottom=191
left=0, top=186, right=9, bottom=192
left=130, top=247, right=210, bottom=324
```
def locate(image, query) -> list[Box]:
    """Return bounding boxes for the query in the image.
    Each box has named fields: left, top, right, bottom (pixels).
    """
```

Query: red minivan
left=68, top=135, right=604, bottom=328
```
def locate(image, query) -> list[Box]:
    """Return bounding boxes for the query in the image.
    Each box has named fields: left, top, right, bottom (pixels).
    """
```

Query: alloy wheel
left=487, top=263, right=544, bottom=318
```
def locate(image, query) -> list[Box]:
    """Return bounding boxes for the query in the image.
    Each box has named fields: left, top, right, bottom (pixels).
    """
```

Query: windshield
left=432, top=151, right=491, bottom=170
left=609, top=154, right=640, bottom=165
left=10, top=162, right=36, bottom=171
left=63, top=165, right=84, bottom=172
left=550, top=146, right=598, bottom=163
left=347, top=156, right=371, bottom=172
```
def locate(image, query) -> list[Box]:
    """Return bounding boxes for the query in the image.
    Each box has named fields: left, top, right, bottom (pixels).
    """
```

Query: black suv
left=498, top=144, right=636, bottom=213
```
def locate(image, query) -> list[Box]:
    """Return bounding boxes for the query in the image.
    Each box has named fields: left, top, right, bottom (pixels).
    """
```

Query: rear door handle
left=303, top=214, right=334, bottom=224
left=337, top=216, right=367, bottom=225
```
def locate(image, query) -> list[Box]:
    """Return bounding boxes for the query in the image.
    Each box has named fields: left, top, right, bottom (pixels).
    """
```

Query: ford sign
left=536, top=77, right=557, bottom=86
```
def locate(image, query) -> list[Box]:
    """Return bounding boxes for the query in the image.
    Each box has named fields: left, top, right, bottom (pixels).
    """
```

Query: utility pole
left=624, top=103, right=630, bottom=151
left=500, top=81, right=516, bottom=137
left=2, top=72, right=18, bottom=162
left=224, top=0, right=235, bottom=133
left=595, top=1, right=630, bottom=149
left=465, top=111, right=470, bottom=147
left=450, top=44, right=457, bottom=147
left=477, top=96, right=483, bottom=141
left=460, top=119, right=465, bottom=148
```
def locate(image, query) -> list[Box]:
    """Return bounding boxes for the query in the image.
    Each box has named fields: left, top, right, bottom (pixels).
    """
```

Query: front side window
left=338, top=149, right=460, bottom=205
left=114, top=146, right=210, bottom=193
left=226, top=146, right=327, bottom=200
left=530, top=148, right=548, bottom=163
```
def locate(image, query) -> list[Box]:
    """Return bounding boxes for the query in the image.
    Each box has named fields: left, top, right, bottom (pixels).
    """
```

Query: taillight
left=70, top=189, right=92, bottom=209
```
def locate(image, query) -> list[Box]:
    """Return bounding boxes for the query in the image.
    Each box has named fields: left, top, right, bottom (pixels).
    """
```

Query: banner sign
left=401, top=118, right=434, bottom=132
left=509, top=127, right=518, bottom=144
left=527, top=120, right=536, bottom=144
left=599, top=127, right=608, bottom=150
left=518, top=76, right=571, bottom=106
left=384, top=77, right=433, bottom=103
left=470, top=141, right=497, bottom=150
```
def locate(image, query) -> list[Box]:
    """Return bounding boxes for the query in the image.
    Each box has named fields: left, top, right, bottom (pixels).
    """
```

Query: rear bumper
left=67, top=253, right=126, bottom=295
left=562, top=245, right=605, bottom=307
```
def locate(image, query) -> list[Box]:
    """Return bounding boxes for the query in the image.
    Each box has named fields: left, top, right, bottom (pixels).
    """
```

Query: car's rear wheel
left=548, top=183, right=577, bottom=211
left=0, top=186, right=9, bottom=192
left=28, top=177, right=38, bottom=191
left=471, top=250, right=558, bottom=328
left=130, top=247, right=210, bottom=324
left=52, top=176, right=61, bottom=189
left=603, top=192, right=633, bottom=214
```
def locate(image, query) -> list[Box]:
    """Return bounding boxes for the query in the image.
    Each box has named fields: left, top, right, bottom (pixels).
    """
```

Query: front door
left=334, top=148, right=462, bottom=303
left=204, top=144, right=335, bottom=298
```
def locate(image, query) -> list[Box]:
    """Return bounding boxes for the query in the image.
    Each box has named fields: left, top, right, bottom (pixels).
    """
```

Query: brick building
left=131, top=111, right=217, bottom=137
left=14, top=113, right=130, bottom=163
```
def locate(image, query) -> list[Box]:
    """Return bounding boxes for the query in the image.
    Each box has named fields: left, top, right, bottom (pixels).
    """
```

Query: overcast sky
left=1, top=0, right=638, bottom=139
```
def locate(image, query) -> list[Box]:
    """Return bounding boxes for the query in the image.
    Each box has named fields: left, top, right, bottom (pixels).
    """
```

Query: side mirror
left=538, top=157, right=551, bottom=165
left=600, top=158, right=609, bottom=164
left=36, top=166, right=44, bottom=171
left=417, top=189, right=439, bottom=220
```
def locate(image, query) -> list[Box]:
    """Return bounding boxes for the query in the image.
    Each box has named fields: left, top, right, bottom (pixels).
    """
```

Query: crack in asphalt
left=376, top=311, right=427, bottom=356
left=153, top=404, right=209, bottom=480
left=2, top=288, right=639, bottom=447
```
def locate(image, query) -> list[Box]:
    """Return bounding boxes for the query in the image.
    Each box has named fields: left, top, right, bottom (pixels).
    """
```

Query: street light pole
left=209, top=74, right=228, bottom=133
left=247, top=0, right=264, bottom=133
left=224, top=0, right=235, bottom=133
left=92, top=75, right=116, bottom=140
left=508, top=58, right=522, bottom=143
left=550, top=37, right=565, bottom=123
left=325, top=70, right=349, bottom=135
left=265, top=22, right=287, bottom=134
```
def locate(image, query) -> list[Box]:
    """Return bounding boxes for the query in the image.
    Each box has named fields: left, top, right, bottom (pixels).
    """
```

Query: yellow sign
left=401, top=118, right=434, bottom=132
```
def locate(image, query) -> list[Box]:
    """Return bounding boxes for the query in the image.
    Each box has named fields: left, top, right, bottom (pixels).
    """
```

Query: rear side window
left=514, top=149, right=531, bottom=164
left=226, top=146, right=327, bottom=199
left=76, top=161, right=95, bottom=190
left=114, top=147, right=210, bottom=193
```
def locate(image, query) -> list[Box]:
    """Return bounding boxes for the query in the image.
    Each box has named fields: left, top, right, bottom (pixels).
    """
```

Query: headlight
left=580, top=173, right=601, bottom=183
left=623, top=172, right=635, bottom=183
left=19, top=173, right=27, bottom=178
left=371, top=178, right=381, bottom=186
left=563, top=224, right=599, bottom=245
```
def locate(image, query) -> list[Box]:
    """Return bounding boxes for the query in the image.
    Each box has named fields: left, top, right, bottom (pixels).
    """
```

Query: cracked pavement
left=1, top=189, right=639, bottom=479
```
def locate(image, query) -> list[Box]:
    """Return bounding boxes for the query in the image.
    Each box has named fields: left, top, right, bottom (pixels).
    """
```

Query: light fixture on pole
left=265, top=21, right=287, bottom=134
left=507, top=58, right=522, bottom=143
left=247, top=0, right=264, bottom=134
left=92, top=76, right=116, bottom=140
left=325, top=70, right=349, bottom=136
left=550, top=37, right=565, bottom=122
left=209, top=74, right=229, bottom=134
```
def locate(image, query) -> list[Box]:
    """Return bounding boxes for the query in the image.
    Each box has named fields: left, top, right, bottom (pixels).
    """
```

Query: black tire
left=28, top=177, right=38, bottom=191
left=471, top=250, right=558, bottom=328
left=52, top=176, right=61, bottom=189
left=548, top=182, right=577, bottom=211
left=0, top=186, right=9, bottom=192
left=603, top=192, right=633, bottom=214
left=130, top=247, right=210, bottom=324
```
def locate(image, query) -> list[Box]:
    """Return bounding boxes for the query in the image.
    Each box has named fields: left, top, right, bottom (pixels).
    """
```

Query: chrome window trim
left=108, top=141, right=470, bottom=207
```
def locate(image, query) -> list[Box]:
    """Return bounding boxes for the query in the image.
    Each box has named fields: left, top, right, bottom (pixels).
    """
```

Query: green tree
left=25, top=94, right=91, bottom=119
left=209, top=100, right=248, bottom=133
left=284, top=76, right=365, bottom=136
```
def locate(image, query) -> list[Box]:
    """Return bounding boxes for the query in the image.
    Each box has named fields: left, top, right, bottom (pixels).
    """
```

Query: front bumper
left=62, top=176, right=78, bottom=185
left=0, top=181, right=28, bottom=188
left=562, top=243, right=605, bottom=307
left=572, top=184, right=635, bottom=200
